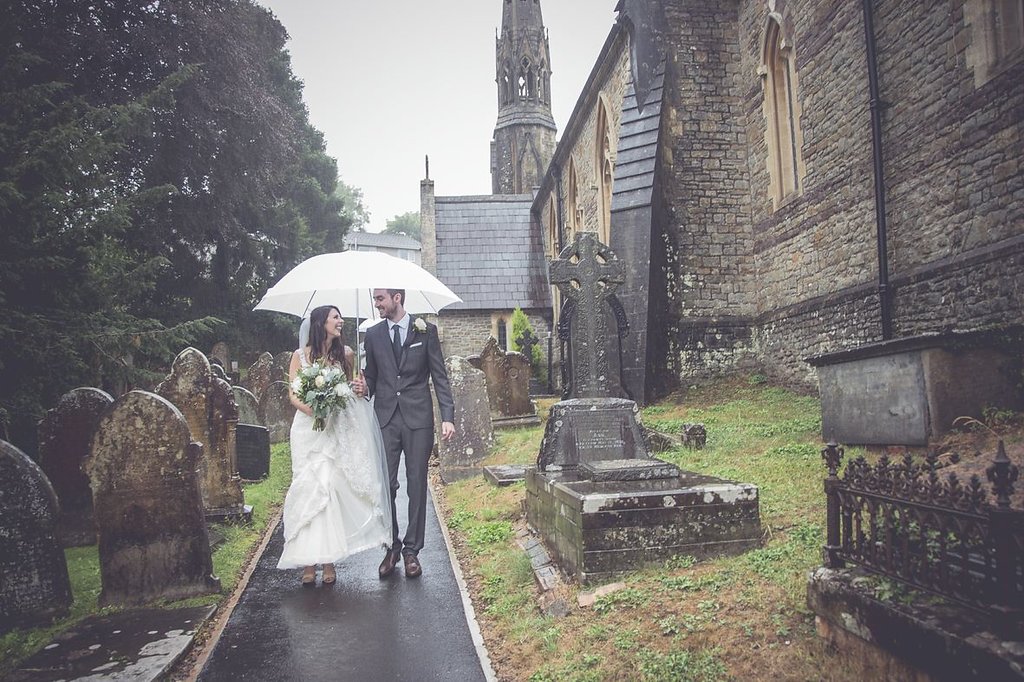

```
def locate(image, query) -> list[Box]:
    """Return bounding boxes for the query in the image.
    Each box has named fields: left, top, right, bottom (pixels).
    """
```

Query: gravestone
left=0, top=440, right=73, bottom=633
left=236, top=424, right=271, bottom=481
left=260, top=381, right=296, bottom=444
left=526, top=233, right=761, bottom=583
left=37, top=387, right=114, bottom=546
left=515, top=328, right=543, bottom=395
left=467, top=337, right=539, bottom=428
left=275, top=351, right=293, bottom=384
left=232, top=386, right=262, bottom=426
left=438, top=357, right=493, bottom=483
left=209, top=342, right=230, bottom=370
left=242, top=352, right=278, bottom=406
left=210, top=362, right=229, bottom=382
left=156, top=348, right=246, bottom=521
left=85, top=391, right=220, bottom=606
left=682, top=423, right=707, bottom=449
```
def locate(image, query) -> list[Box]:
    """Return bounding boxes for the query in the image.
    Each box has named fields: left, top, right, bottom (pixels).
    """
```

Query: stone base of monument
left=525, top=468, right=761, bottom=584
left=204, top=504, right=253, bottom=525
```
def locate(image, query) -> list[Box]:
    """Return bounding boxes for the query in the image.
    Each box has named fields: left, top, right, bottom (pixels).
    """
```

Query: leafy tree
left=335, top=179, right=371, bottom=236
left=383, top=211, right=421, bottom=240
left=509, top=307, right=542, bottom=375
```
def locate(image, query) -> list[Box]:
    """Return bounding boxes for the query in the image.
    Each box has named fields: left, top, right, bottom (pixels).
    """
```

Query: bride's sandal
left=301, top=566, right=316, bottom=586
left=322, top=564, right=336, bottom=585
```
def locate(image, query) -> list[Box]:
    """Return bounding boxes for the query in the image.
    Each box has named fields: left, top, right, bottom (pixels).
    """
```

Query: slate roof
left=344, top=232, right=421, bottom=250
left=611, top=61, right=664, bottom=212
left=435, top=194, right=551, bottom=311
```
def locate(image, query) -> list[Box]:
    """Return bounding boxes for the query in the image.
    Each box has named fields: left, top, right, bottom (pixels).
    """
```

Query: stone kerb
left=84, top=391, right=220, bottom=606
left=438, top=356, right=494, bottom=483
left=37, top=387, right=114, bottom=547
left=467, top=337, right=539, bottom=427
left=156, top=347, right=244, bottom=516
left=0, top=439, right=73, bottom=633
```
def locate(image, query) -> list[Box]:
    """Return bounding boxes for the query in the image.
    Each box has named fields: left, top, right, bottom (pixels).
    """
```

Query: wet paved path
left=198, top=471, right=488, bottom=681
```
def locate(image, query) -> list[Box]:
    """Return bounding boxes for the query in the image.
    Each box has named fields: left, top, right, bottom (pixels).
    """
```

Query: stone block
left=483, top=464, right=529, bottom=486
left=580, top=458, right=681, bottom=481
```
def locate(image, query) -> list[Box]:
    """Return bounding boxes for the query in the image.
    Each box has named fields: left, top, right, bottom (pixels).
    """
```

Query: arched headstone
left=467, top=337, right=538, bottom=427
left=232, top=386, right=261, bottom=426
left=209, top=341, right=230, bottom=370
left=37, top=387, right=113, bottom=546
left=260, top=381, right=296, bottom=444
left=156, top=348, right=244, bottom=516
left=0, top=439, right=72, bottom=632
left=85, top=391, right=220, bottom=606
left=242, top=352, right=277, bottom=405
left=438, top=357, right=493, bottom=483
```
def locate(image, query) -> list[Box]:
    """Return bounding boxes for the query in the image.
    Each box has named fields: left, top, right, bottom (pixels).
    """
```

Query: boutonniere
left=413, top=318, right=427, bottom=333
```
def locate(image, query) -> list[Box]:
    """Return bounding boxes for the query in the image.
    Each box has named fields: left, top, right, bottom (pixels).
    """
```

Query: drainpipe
left=862, top=0, right=893, bottom=340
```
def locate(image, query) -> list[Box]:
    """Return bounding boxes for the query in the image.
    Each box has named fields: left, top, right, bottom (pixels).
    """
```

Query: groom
left=354, top=288, right=455, bottom=579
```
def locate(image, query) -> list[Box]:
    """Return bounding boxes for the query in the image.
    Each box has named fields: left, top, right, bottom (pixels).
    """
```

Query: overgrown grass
left=0, top=443, right=292, bottom=676
left=436, top=376, right=876, bottom=681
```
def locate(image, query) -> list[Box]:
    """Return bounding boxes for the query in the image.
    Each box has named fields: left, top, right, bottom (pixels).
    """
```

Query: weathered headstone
left=242, top=352, right=278, bottom=406
left=156, top=348, right=246, bottom=520
left=37, top=387, right=114, bottom=546
left=0, top=439, right=73, bottom=633
left=210, top=362, right=229, bottom=382
left=275, top=351, right=293, bottom=385
left=438, top=357, right=493, bottom=483
left=85, top=391, right=220, bottom=606
left=236, top=424, right=271, bottom=481
left=260, top=380, right=296, bottom=444
left=515, top=328, right=543, bottom=395
left=232, top=386, right=262, bottom=426
left=526, top=232, right=761, bottom=583
left=209, top=341, right=230, bottom=370
left=467, top=337, right=539, bottom=427
left=682, top=423, right=707, bottom=449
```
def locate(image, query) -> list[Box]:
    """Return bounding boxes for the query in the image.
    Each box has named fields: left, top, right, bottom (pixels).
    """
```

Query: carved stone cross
left=548, top=232, right=625, bottom=398
left=515, top=328, right=539, bottom=362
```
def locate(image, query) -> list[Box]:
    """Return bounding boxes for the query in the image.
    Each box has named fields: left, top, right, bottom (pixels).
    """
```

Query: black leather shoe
left=379, top=548, right=401, bottom=579
left=403, top=553, right=422, bottom=579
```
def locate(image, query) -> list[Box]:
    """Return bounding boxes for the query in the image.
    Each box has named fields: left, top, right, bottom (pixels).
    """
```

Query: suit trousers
left=380, top=408, right=433, bottom=555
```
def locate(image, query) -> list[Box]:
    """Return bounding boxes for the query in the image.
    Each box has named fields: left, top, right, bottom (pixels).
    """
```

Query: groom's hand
left=441, top=421, right=455, bottom=441
left=351, top=373, right=367, bottom=398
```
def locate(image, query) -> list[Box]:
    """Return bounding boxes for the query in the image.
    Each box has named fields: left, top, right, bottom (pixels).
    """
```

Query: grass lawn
left=434, top=376, right=880, bottom=681
left=0, top=442, right=292, bottom=677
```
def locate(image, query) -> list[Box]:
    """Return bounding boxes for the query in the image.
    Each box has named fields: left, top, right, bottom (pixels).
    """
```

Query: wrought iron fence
left=822, top=441, right=1022, bottom=629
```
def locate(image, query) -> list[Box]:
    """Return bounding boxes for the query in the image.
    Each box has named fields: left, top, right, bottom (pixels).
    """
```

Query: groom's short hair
left=387, top=289, right=405, bottom=305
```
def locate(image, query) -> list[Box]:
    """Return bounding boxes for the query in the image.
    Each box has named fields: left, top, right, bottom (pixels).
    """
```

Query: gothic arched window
left=595, top=96, right=614, bottom=245
left=967, top=0, right=1024, bottom=84
left=761, top=16, right=806, bottom=209
left=567, top=157, right=581, bottom=237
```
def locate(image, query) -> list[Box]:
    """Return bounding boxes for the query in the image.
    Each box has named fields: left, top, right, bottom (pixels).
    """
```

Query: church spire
left=491, top=0, right=557, bottom=194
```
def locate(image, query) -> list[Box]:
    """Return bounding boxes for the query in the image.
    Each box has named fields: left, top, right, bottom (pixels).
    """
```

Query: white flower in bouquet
left=294, top=357, right=351, bottom=431
left=314, top=374, right=326, bottom=388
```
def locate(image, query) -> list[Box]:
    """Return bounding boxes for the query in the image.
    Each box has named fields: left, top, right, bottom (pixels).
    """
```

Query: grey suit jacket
left=363, top=316, right=455, bottom=430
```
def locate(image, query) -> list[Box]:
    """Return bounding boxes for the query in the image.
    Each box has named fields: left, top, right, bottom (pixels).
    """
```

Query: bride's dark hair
left=307, top=305, right=351, bottom=376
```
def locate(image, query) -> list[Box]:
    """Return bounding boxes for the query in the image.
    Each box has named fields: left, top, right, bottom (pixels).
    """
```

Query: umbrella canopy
left=253, top=251, right=462, bottom=319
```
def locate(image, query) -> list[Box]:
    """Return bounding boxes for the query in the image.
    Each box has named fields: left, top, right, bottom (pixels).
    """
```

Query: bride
left=277, top=305, right=392, bottom=585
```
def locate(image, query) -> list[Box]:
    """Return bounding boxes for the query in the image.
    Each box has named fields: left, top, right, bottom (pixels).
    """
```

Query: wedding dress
left=277, top=350, right=392, bottom=569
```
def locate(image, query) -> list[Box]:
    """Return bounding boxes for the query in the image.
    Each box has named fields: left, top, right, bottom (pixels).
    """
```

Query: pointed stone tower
left=491, top=0, right=557, bottom=194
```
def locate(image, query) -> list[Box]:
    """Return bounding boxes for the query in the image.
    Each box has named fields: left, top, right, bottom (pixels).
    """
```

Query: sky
left=255, top=0, right=618, bottom=233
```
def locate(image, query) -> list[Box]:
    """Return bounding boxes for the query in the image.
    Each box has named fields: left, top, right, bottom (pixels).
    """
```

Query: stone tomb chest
left=525, top=398, right=761, bottom=584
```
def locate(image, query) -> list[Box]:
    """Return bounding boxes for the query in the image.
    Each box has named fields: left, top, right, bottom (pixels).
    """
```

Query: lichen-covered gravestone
left=242, top=352, right=278, bottom=405
left=209, top=341, right=230, bottom=370
left=274, top=351, right=293, bottom=383
left=438, top=357, right=493, bottom=483
left=156, top=348, right=245, bottom=519
left=467, top=337, right=538, bottom=427
left=85, top=391, right=220, bottom=606
left=0, top=439, right=73, bottom=633
left=232, top=386, right=262, bottom=426
left=37, top=387, right=113, bottom=546
left=260, top=381, right=296, bottom=444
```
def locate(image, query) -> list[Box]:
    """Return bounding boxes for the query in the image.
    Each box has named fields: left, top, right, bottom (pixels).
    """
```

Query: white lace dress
left=277, top=352, right=392, bottom=569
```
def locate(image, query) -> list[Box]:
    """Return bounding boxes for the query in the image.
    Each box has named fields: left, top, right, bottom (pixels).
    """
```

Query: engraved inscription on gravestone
left=572, top=410, right=626, bottom=462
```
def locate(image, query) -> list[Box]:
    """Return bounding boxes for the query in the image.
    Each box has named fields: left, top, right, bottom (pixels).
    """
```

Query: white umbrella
left=253, top=251, right=462, bottom=319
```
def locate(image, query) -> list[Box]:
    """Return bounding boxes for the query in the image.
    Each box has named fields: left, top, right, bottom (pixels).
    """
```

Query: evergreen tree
left=509, top=307, right=542, bottom=375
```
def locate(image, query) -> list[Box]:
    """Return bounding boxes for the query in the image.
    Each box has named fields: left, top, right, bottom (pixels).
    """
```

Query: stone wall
left=438, top=308, right=553, bottom=373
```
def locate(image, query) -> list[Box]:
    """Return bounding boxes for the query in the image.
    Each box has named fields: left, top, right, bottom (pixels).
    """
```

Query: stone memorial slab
left=242, top=352, right=278, bottom=405
left=438, top=357, right=493, bottom=483
left=275, top=351, right=293, bottom=384
left=156, top=347, right=245, bottom=518
left=7, top=605, right=215, bottom=681
left=580, top=458, right=681, bottom=482
left=0, top=439, right=73, bottom=633
left=260, top=380, right=296, bottom=444
left=232, top=386, right=261, bottom=426
left=85, top=391, right=220, bottom=606
left=483, top=464, right=530, bottom=486
left=37, top=387, right=113, bottom=546
left=467, top=338, right=539, bottom=428
left=209, top=341, right=230, bottom=369
left=236, top=423, right=271, bottom=481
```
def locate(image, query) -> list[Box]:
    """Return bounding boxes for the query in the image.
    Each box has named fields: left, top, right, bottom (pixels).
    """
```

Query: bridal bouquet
left=291, top=359, right=354, bottom=431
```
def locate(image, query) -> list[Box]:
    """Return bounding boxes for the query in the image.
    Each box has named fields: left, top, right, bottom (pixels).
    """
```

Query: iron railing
left=822, top=441, right=1022, bottom=630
